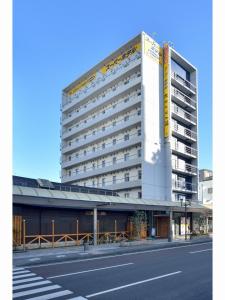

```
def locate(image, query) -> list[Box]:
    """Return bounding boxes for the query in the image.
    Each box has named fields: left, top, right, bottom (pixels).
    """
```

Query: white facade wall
left=61, top=31, right=198, bottom=202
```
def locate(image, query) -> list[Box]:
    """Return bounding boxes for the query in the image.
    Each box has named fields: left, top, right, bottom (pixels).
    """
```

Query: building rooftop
left=13, top=176, right=119, bottom=197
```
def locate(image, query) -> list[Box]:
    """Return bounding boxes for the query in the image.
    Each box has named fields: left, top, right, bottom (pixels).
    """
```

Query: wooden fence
left=13, top=217, right=131, bottom=250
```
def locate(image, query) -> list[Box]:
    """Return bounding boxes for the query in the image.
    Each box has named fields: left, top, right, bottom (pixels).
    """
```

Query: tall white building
left=60, top=32, right=198, bottom=202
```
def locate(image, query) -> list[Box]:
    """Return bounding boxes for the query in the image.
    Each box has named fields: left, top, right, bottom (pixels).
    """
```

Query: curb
left=13, top=238, right=212, bottom=267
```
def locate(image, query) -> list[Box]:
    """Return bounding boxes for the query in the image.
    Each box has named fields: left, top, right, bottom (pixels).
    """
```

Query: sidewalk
left=13, top=236, right=212, bottom=267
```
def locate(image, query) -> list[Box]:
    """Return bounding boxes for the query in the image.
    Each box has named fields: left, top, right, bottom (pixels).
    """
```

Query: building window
left=92, top=115, right=96, bottom=119
left=102, top=126, right=105, bottom=132
left=124, top=173, right=129, bottom=182
left=92, top=130, right=96, bottom=135
left=124, top=193, right=130, bottom=198
left=92, top=163, right=96, bottom=170
left=76, top=138, right=79, bottom=142
left=102, top=178, right=105, bottom=187
left=76, top=168, right=79, bottom=174
left=138, top=149, right=141, bottom=157
left=124, top=115, right=129, bottom=122
left=137, top=91, right=141, bottom=96
left=102, top=110, right=105, bottom=114
left=84, top=135, right=87, bottom=140
left=124, top=97, right=129, bottom=103
left=208, top=187, right=213, bottom=194
left=84, top=150, right=86, bottom=156
left=76, top=153, right=79, bottom=158
left=102, top=143, right=105, bottom=149
left=124, top=153, right=129, bottom=161
left=138, top=192, right=142, bottom=199
left=138, top=129, right=141, bottom=136
left=113, top=157, right=117, bottom=164
left=113, top=104, right=117, bottom=109
left=138, top=170, right=142, bottom=179
left=113, top=139, right=116, bottom=145
left=124, top=134, right=129, bottom=141
left=113, top=176, right=116, bottom=184
left=83, top=182, right=86, bottom=187
left=124, top=80, right=129, bottom=85
left=92, top=180, right=95, bottom=187
left=102, top=160, right=105, bottom=167
left=113, top=121, right=116, bottom=127
left=137, top=110, right=141, bottom=116
left=92, top=147, right=96, bottom=152
left=68, top=170, right=71, bottom=176
left=69, top=156, right=71, bottom=161
left=83, top=166, right=86, bottom=172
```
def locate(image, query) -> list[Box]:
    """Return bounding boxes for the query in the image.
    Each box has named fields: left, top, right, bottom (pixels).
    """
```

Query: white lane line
left=86, top=271, right=182, bottom=298
left=26, top=290, right=73, bottom=300
left=13, top=267, right=25, bottom=271
left=13, top=284, right=60, bottom=298
left=67, top=297, right=87, bottom=300
left=13, top=273, right=36, bottom=279
left=13, top=280, right=52, bottom=290
left=47, top=263, right=134, bottom=279
left=13, top=276, right=43, bottom=285
left=13, top=270, right=30, bottom=275
left=190, top=248, right=212, bottom=254
left=27, top=242, right=212, bottom=268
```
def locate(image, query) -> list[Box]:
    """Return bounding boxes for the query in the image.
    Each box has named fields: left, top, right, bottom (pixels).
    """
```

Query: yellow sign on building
left=67, top=73, right=96, bottom=96
left=100, top=43, right=141, bottom=74
left=144, top=36, right=163, bottom=65
left=164, top=44, right=170, bottom=138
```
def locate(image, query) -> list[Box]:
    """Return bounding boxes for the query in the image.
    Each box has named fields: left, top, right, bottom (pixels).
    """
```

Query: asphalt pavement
left=12, top=241, right=212, bottom=300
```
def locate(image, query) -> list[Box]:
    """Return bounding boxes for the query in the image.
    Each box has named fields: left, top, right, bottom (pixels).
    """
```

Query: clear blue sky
left=13, top=0, right=212, bottom=181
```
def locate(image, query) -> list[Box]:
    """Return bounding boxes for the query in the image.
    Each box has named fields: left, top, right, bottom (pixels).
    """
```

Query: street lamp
left=180, top=197, right=192, bottom=240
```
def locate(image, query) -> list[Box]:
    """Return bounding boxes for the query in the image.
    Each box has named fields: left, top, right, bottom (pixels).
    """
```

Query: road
left=13, top=242, right=212, bottom=300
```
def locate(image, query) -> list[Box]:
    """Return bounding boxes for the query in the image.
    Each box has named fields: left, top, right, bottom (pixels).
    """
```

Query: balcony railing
left=172, top=142, right=197, bottom=158
left=62, top=154, right=141, bottom=182
left=62, top=110, right=141, bottom=150
left=171, top=72, right=196, bottom=94
left=64, top=174, right=142, bottom=190
left=172, top=179, right=197, bottom=193
left=172, top=103, right=197, bottom=125
left=171, top=87, right=196, bottom=110
left=61, top=132, right=142, bottom=168
left=172, top=160, right=198, bottom=175
left=62, top=77, right=141, bottom=126
left=62, top=53, right=141, bottom=110
left=62, top=91, right=141, bottom=136
left=172, top=122, right=197, bottom=142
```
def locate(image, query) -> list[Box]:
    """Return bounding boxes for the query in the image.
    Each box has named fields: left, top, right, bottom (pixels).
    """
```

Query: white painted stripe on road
left=25, top=290, right=73, bottom=300
left=27, top=242, right=212, bottom=269
left=13, top=270, right=30, bottom=275
left=13, top=284, right=60, bottom=298
left=13, top=276, right=43, bottom=285
left=190, top=248, right=212, bottom=254
left=13, top=267, right=25, bottom=271
left=13, top=273, right=36, bottom=279
left=47, top=263, right=134, bottom=279
left=67, top=297, right=87, bottom=300
left=86, top=271, right=182, bottom=298
left=13, top=280, right=51, bottom=290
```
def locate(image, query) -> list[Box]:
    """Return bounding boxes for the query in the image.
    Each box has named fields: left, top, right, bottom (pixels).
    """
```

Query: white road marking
left=13, top=280, right=51, bottom=290
left=190, top=248, right=212, bottom=254
left=29, top=258, right=41, bottom=261
left=13, top=284, right=60, bottom=298
left=67, top=297, right=87, bottom=300
left=13, top=276, right=43, bottom=285
left=85, top=271, right=182, bottom=298
left=13, top=267, right=25, bottom=271
left=27, top=242, right=212, bottom=268
left=25, top=290, right=73, bottom=300
left=56, top=255, right=66, bottom=258
left=13, top=270, right=30, bottom=275
left=47, top=263, right=134, bottom=279
left=13, top=273, right=36, bottom=279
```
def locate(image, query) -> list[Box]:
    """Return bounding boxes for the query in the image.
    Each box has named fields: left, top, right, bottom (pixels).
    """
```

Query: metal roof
left=13, top=185, right=208, bottom=211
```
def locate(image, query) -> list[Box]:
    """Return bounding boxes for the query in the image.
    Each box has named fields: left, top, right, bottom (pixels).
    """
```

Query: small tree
left=130, top=211, right=147, bottom=239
